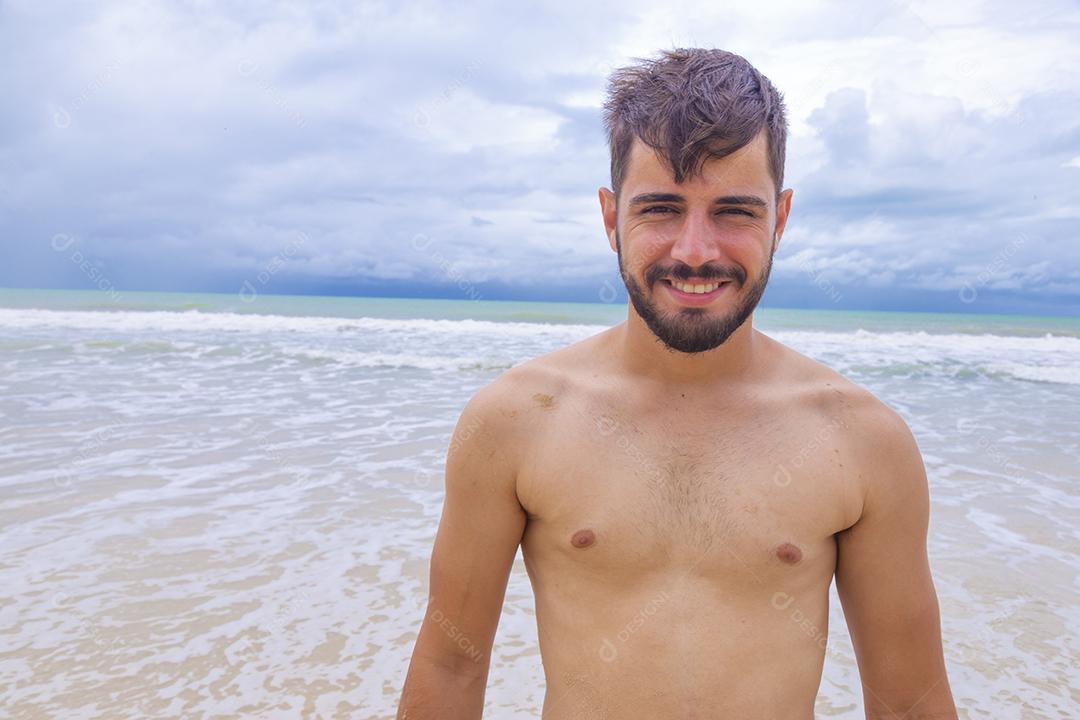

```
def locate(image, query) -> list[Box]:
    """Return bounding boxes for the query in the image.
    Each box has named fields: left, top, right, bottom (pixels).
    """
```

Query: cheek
left=622, top=230, right=672, bottom=275
left=723, top=227, right=773, bottom=261
left=631, top=223, right=676, bottom=253
left=719, top=221, right=766, bottom=243
left=696, top=228, right=761, bottom=269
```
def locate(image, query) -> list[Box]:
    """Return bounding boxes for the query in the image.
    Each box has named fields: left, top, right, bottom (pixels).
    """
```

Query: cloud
left=807, top=88, right=871, bottom=167
left=0, top=0, right=1077, bottom=314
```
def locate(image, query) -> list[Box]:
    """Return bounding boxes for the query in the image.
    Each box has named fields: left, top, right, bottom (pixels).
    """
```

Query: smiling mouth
left=660, top=278, right=732, bottom=294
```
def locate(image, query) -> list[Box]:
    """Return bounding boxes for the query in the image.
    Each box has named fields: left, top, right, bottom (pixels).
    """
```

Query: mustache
left=646, top=264, right=745, bottom=285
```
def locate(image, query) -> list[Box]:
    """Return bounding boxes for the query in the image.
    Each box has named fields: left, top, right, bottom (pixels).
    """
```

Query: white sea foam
left=275, top=346, right=518, bottom=372
left=0, top=307, right=610, bottom=339
left=4, top=307, right=1079, bottom=383
left=988, top=362, right=1080, bottom=386
left=773, top=327, right=1080, bottom=356
left=769, top=329, right=1080, bottom=385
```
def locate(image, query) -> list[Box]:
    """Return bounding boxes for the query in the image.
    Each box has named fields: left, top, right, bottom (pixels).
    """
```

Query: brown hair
left=603, top=48, right=788, bottom=198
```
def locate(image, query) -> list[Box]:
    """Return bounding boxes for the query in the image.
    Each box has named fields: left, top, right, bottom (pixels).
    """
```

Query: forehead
left=622, top=129, right=773, bottom=200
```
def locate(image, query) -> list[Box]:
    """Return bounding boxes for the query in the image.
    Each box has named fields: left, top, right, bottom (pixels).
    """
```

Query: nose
left=668, top=208, right=722, bottom=268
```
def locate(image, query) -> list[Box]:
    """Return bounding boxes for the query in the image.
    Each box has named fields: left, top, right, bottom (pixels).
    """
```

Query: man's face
left=600, top=130, right=793, bottom=354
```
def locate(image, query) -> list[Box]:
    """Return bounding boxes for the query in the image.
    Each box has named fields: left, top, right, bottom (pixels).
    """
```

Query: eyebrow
left=628, top=192, right=768, bottom=208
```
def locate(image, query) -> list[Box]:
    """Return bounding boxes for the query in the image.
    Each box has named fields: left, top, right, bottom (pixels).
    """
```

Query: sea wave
left=3, top=307, right=1078, bottom=384
left=0, top=308, right=610, bottom=338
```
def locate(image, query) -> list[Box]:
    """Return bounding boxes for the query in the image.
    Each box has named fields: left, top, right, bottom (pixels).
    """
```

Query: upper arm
left=409, top=376, right=528, bottom=678
left=835, top=400, right=957, bottom=718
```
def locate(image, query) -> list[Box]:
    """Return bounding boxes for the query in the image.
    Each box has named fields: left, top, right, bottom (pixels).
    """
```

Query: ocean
left=1, top=288, right=1077, bottom=719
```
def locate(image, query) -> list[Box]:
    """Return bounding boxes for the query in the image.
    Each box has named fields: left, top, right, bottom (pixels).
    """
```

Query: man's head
left=599, top=48, right=792, bottom=354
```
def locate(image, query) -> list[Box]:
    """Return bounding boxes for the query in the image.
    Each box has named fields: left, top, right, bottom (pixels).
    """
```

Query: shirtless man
left=397, top=48, right=957, bottom=719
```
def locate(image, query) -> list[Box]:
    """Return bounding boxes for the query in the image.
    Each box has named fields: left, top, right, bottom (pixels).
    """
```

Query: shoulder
left=817, top=374, right=927, bottom=528
left=763, top=330, right=913, bottom=444
left=453, top=340, right=581, bottom=467
left=762, top=332, right=925, bottom=521
left=479, top=329, right=589, bottom=411
left=460, top=332, right=606, bottom=511
left=486, top=326, right=608, bottom=412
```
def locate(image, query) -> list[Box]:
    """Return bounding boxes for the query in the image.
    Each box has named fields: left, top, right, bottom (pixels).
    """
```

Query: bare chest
left=518, top=395, right=858, bottom=592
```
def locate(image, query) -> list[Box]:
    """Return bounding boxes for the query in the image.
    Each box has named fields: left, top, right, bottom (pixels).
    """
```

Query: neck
left=614, top=304, right=760, bottom=388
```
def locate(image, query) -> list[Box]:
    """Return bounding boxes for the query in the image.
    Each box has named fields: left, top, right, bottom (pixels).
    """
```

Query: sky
left=2, top=0, right=1079, bottom=316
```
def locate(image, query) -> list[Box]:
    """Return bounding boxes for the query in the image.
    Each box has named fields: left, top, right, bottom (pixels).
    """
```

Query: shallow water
left=1, top=294, right=1078, bottom=718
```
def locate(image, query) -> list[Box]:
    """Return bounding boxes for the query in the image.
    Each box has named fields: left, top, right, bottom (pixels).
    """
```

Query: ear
left=773, top=188, right=794, bottom=253
left=598, top=186, right=618, bottom=253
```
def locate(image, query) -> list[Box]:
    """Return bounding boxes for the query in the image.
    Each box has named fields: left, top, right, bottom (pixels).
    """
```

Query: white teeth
left=670, top=280, right=724, bottom=294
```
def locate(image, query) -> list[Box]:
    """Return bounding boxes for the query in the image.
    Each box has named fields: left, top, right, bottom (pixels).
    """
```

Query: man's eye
left=642, top=206, right=753, bottom=216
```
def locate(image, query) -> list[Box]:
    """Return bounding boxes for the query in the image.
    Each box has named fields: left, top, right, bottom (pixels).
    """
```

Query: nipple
left=570, top=529, right=596, bottom=549
left=775, top=542, right=803, bottom=564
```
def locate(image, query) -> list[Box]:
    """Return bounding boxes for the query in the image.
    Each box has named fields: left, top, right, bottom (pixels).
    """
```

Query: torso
left=507, top=325, right=868, bottom=719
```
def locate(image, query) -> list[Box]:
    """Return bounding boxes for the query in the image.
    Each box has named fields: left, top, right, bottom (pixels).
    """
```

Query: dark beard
left=616, top=230, right=773, bottom=354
